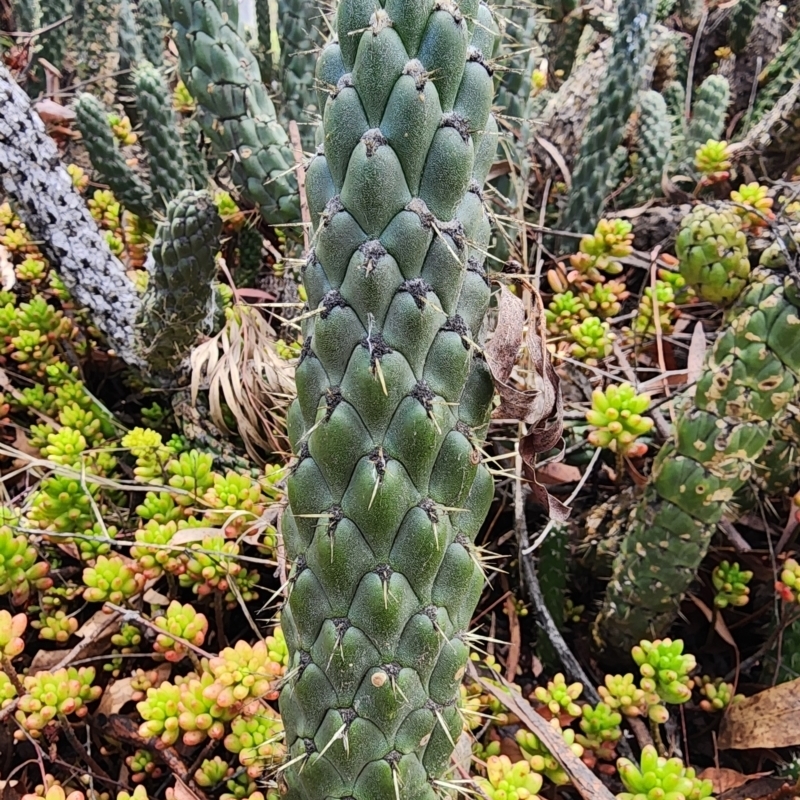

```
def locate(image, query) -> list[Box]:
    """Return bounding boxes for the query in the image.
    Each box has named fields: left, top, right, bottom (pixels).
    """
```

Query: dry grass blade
left=190, top=305, right=296, bottom=462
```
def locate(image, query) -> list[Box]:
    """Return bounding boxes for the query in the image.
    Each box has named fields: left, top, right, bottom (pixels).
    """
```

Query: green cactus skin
left=181, top=119, right=211, bottom=189
left=118, top=0, right=143, bottom=76
left=273, top=0, right=325, bottom=150
left=28, top=0, right=70, bottom=89
left=137, top=0, right=166, bottom=68
left=138, top=190, right=222, bottom=376
left=11, top=0, right=41, bottom=32
left=254, top=0, right=275, bottom=78
left=631, top=91, right=670, bottom=203
left=160, top=0, right=299, bottom=226
left=752, top=24, right=800, bottom=125
left=74, top=93, right=153, bottom=216
left=134, top=61, right=190, bottom=206
left=561, top=0, right=656, bottom=235
left=278, top=2, right=498, bottom=797
left=75, top=0, right=121, bottom=105
left=595, top=267, right=800, bottom=654
left=729, top=0, right=760, bottom=53
left=682, top=75, right=730, bottom=169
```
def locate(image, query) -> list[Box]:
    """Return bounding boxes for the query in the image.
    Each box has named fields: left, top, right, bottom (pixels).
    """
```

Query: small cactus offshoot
left=617, top=745, right=714, bottom=800
left=712, top=561, right=752, bottom=608
left=586, top=384, right=654, bottom=457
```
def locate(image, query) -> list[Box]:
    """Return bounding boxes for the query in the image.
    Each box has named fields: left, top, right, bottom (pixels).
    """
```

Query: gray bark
left=0, top=65, right=143, bottom=367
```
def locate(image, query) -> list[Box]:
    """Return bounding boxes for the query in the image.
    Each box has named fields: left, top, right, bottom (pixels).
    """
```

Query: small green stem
left=649, top=718, right=667, bottom=756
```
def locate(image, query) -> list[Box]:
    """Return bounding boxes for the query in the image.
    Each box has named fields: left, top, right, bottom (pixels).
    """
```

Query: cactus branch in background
left=133, top=61, right=190, bottom=206
left=625, top=90, right=670, bottom=205
left=682, top=75, right=730, bottom=171
left=561, top=0, right=656, bottom=235
left=74, top=93, right=153, bottom=216
left=11, top=0, right=40, bottom=32
left=278, top=1, right=498, bottom=797
left=0, top=65, right=142, bottom=367
left=118, top=0, right=144, bottom=77
left=137, top=0, right=166, bottom=68
left=595, top=259, right=800, bottom=654
left=160, top=0, right=299, bottom=225
left=75, top=0, right=121, bottom=106
left=181, top=119, right=211, bottom=189
left=137, top=190, right=222, bottom=377
left=272, top=0, right=325, bottom=149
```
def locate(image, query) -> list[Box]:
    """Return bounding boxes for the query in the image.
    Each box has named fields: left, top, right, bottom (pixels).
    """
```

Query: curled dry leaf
left=697, top=768, right=771, bottom=794
left=719, top=676, right=800, bottom=750
left=34, top=98, right=76, bottom=125
left=190, top=305, right=296, bottom=462
left=484, top=282, right=568, bottom=521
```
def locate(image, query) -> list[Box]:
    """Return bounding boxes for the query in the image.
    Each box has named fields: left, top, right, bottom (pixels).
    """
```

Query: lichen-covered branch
left=0, top=66, right=142, bottom=366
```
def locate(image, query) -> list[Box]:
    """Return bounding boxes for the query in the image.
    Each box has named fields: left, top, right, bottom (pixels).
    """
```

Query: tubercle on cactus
left=595, top=255, right=800, bottom=653
left=278, top=1, right=499, bottom=797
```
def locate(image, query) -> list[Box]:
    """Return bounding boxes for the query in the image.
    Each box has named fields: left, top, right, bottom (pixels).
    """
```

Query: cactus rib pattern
left=278, top=1, right=499, bottom=797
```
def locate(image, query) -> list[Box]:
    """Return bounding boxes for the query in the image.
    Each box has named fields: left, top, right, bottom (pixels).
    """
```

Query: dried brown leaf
left=190, top=306, right=295, bottom=461
left=172, top=778, right=203, bottom=800
left=688, top=594, right=736, bottom=648
left=535, top=461, right=582, bottom=485
left=96, top=677, right=137, bottom=716
left=34, top=98, right=76, bottom=124
left=698, top=768, right=771, bottom=794
left=719, top=677, right=800, bottom=749
left=485, top=284, right=567, bottom=521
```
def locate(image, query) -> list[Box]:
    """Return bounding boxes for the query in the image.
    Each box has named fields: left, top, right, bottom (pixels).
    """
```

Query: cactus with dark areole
left=561, top=0, right=656, bottom=235
left=160, top=0, right=299, bottom=225
left=133, top=61, right=190, bottom=206
left=596, top=262, right=800, bottom=653
left=137, top=0, right=166, bottom=68
left=74, top=93, right=153, bottom=217
left=138, top=190, right=222, bottom=376
left=278, top=1, right=499, bottom=797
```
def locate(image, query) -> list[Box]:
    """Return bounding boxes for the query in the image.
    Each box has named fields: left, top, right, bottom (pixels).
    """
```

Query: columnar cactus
left=133, top=60, right=190, bottom=205
left=596, top=266, right=800, bottom=652
left=74, top=93, right=153, bottom=216
left=682, top=75, right=731, bottom=171
left=160, top=0, right=299, bottom=225
left=278, top=1, right=498, bottom=797
left=137, top=0, right=166, bottom=67
left=561, top=0, right=656, bottom=234
left=75, top=0, right=122, bottom=106
left=628, top=90, right=671, bottom=204
left=137, top=189, right=222, bottom=376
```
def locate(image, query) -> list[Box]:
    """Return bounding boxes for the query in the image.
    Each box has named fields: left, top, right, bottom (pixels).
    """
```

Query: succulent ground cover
left=2, top=1, right=800, bottom=800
